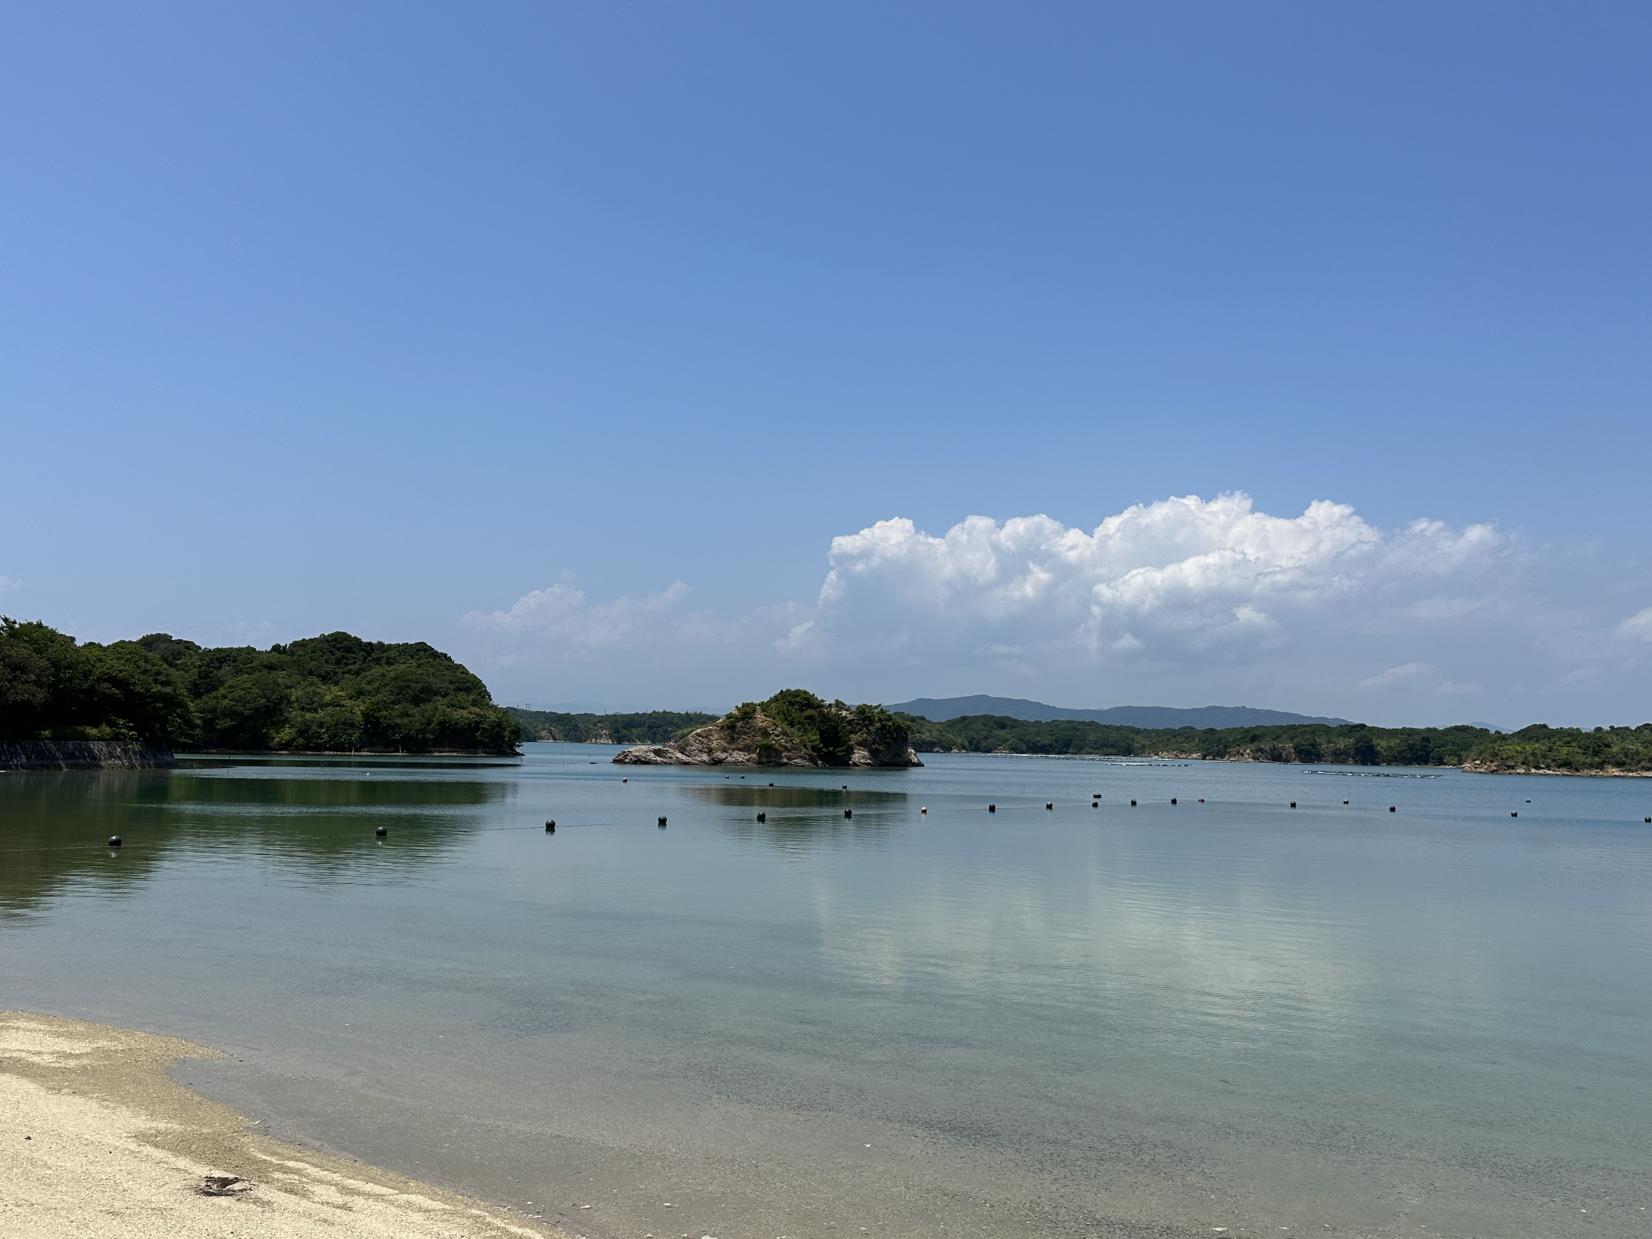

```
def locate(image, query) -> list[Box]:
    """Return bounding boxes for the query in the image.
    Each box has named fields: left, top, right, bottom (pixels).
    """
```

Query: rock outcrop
left=614, top=693, right=922, bottom=768
left=0, top=741, right=175, bottom=770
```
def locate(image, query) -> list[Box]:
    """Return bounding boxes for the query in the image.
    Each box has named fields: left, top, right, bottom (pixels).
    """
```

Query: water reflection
left=0, top=768, right=508, bottom=916
left=686, top=782, right=907, bottom=847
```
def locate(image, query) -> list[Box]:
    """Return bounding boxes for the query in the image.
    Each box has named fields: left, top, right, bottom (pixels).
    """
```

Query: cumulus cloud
left=808, top=494, right=1504, bottom=667
left=1617, top=606, right=1652, bottom=643
left=1361, top=662, right=1436, bottom=689
left=459, top=492, right=1529, bottom=714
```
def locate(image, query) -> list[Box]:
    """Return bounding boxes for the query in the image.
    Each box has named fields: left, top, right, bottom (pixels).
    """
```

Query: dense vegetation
left=0, top=619, right=520, bottom=754
left=902, top=714, right=1652, bottom=773
left=507, top=706, right=715, bottom=744
left=731, top=689, right=914, bottom=765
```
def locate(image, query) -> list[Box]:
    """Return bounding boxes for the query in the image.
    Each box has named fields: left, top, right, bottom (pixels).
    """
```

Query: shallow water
left=3, top=746, right=1649, bottom=1237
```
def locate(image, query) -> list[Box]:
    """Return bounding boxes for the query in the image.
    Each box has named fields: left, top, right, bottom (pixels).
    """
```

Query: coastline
left=0, top=1012, right=564, bottom=1239
left=0, top=741, right=174, bottom=771
left=915, top=749, right=1652, bottom=778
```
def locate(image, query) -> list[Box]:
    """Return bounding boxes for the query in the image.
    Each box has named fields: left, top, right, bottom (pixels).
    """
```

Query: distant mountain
left=887, top=694, right=1350, bottom=729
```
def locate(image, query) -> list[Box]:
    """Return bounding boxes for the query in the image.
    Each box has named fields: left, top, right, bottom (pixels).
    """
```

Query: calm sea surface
left=2, top=745, right=1649, bottom=1237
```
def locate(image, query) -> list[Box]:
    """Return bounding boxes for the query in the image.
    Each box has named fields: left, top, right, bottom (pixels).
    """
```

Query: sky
left=2, top=1, right=1649, bottom=727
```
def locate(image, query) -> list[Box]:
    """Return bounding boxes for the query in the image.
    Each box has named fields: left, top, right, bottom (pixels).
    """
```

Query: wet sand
left=0, top=1012, right=565, bottom=1239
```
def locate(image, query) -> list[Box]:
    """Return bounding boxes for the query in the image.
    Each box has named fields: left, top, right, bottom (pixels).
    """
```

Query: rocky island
left=614, top=689, right=922, bottom=767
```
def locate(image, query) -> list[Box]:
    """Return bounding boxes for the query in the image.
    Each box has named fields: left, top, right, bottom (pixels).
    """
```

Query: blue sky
left=3, top=2, right=1648, bottom=725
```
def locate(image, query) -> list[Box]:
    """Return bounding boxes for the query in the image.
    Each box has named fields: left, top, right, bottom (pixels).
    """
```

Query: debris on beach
left=195, top=1173, right=252, bottom=1196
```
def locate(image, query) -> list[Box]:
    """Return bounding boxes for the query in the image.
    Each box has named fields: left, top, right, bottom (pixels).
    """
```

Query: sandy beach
left=0, top=1012, right=567, bottom=1239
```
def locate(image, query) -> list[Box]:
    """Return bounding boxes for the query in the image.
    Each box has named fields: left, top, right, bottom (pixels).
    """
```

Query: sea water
left=2, top=746, right=1648, bottom=1237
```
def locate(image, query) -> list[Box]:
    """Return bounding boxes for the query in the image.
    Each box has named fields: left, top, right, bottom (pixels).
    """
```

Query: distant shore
left=0, top=1012, right=563, bottom=1239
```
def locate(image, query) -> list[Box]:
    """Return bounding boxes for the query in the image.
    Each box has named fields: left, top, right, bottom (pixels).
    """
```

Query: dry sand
left=0, top=1011, right=569, bottom=1239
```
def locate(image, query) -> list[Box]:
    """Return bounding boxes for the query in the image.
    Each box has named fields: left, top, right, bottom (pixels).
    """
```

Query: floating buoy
left=1170, top=798, right=1178, bottom=805
left=107, top=835, right=122, bottom=848
left=1389, top=805, right=1396, bottom=812
left=622, top=777, right=628, bottom=783
left=756, top=812, right=766, bottom=822
left=920, top=806, right=927, bottom=814
left=841, top=784, right=848, bottom=790
left=375, top=825, right=388, bottom=837
left=1289, top=802, right=1296, bottom=809
left=988, top=803, right=996, bottom=813
left=1510, top=811, right=1518, bottom=817
left=1130, top=799, right=1137, bottom=807
left=1046, top=802, right=1053, bottom=810
left=844, top=808, right=853, bottom=818
left=1343, top=800, right=1349, bottom=805
left=1644, top=816, right=1650, bottom=823
left=657, top=816, right=667, bottom=826
left=768, top=782, right=774, bottom=787
left=1090, top=801, right=1098, bottom=809
left=545, top=820, right=556, bottom=833
left=1198, top=798, right=1205, bottom=804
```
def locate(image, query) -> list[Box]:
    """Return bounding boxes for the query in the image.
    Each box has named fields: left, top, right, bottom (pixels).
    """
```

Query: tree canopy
left=0, top=619, right=519, bottom=754
left=903, top=713, right=1652, bottom=773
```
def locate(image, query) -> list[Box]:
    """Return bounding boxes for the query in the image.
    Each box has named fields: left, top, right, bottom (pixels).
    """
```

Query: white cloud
left=1617, top=606, right=1652, bottom=643
left=1361, top=662, right=1436, bottom=689
left=457, top=492, right=1544, bottom=714
left=810, top=494, right=1503, bottom=666
left=462, top=579, right=803, bottom=671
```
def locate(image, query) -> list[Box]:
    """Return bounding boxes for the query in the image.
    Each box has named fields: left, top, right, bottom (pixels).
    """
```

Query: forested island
left=902, top=714, right=1652, bottom=775
left=614, top=690, right=921, bottom=767
left=0, top=619, right=520, bottom=757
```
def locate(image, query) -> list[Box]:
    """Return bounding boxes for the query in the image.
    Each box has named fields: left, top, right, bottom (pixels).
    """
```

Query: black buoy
left=920, top=805, right=927, bottom=814
left=1644, top=816, right=1650, bottom=823
left=622, top=777, right=628, bottom=783
left=107, top=835, right=122, bottom=848
left=1090, top=801, right=1098, bottom=808
left=545, top=820, right=556, bottom=833
left=1170, top=797, right=1178, bottom=805
left=988, top=803, right=996, bottom=813
left=756, top=812, right=766, bottom=822
left=1525, top=799, right=1531, bottom=804
left=1343, top=800, right=1349, bottom=805
left=1046, top=802, right=1053, bottom=810
left=1511, top=811, right=1518, bottom=817
left=842, top=784, right=848, bottom=790
left=657, top=815, right=667, bottom=826
left=768, top=782, right=774, bottom=787
left=1389, top=805, right=1397, bottom=812
left=1289, top=801, right=1297, bottom=809
left=1130, top=799, right=1137, bottom=807
left=844, top=808, right=853, bottom=818
left=375, top=825, right=388, bottom=837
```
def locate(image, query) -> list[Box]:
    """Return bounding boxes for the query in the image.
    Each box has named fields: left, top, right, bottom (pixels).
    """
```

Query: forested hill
left=508, top=706, right=716, bottom=744
left=903, top=714, right=1652, bottom=774
left=0, top=619, right=519, bottom=755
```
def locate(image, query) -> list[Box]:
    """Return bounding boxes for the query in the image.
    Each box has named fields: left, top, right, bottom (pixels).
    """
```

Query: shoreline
left=0, top=1012, right=565, bottom=1239
left=913, top=749, right=1652, bottom=777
